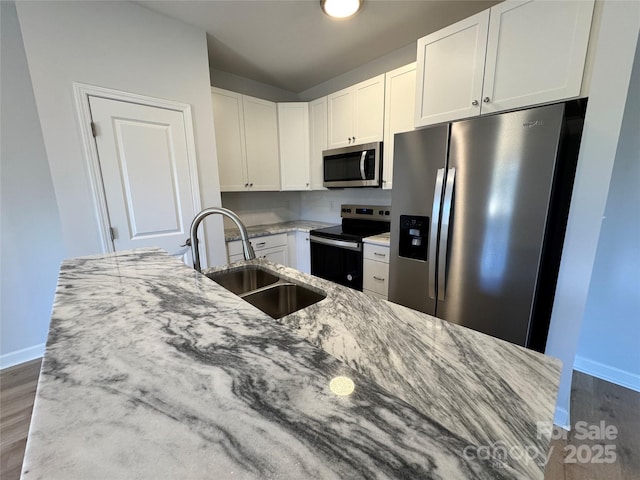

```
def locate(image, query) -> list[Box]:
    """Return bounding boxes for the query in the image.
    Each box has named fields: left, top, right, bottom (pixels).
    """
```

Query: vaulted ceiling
left=138, top=0, right=500, bottom=93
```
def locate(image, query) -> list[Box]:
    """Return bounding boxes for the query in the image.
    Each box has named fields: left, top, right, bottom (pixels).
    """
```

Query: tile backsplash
left=221, top=189, right=392, bottom=228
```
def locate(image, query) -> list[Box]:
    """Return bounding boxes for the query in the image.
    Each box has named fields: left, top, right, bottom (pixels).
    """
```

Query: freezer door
left=437, top=103, right=565, bottom=345
left=389, top=125, right=449, bottom=314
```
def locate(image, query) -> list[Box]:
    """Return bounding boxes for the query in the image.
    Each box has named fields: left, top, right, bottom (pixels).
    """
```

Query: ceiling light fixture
left=321, top=0, right=363, bottom=19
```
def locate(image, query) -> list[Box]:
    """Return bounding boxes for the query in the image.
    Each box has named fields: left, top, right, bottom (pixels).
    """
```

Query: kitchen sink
left=205, top=265, right=326, bottom=318
left=242, top=283, right=326, bottom=319
left=206, top=265, right=279, bottom=295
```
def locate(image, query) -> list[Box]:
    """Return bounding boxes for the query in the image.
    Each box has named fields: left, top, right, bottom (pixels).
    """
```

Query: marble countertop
left=23, top=248, right=560, bottom=479
left=363, top=232, right=391, bottom=246
left=224, top=220, right=335, bottom=241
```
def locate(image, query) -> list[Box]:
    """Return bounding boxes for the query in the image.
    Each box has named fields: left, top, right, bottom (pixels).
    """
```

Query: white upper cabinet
left=211, top=88, right=281, bottom=191
left=309, top=97, right=328, bottom=190
left=415, top=0, right=594, bottom=127
left=242, top=95, right=281, bottom=191
left=327, top=74, right=385, bottom=148
left=415, top=10, right=489, bottom=127
left=481, top=0, right=594, bottom=114
left=211, top=88, right=248, bottom=191
left=278, top=103, right=310, bottom=191
left=383, top=63, right=416, bottom=190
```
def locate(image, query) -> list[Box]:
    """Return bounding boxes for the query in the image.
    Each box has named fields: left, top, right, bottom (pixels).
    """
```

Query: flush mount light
left=321, top=0, right=363, bottom=19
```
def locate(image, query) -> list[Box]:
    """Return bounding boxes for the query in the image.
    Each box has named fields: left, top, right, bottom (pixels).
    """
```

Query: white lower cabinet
left=363, top=243, right=390, bottom=299
left=295, top=231, right=311, bottom=274
left=227, top=233, right=289, bottom=265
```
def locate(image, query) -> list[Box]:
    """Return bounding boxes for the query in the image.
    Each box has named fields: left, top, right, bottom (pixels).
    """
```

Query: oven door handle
left=309, top=235, right=362, bottom=252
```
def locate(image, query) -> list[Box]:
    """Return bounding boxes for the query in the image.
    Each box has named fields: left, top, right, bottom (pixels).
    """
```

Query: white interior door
left=88, top=96, right=199, bottom=264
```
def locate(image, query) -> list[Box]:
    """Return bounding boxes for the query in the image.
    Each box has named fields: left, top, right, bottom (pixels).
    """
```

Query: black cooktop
left=310, top=204, right=392, bottom=242
left=310, top=219, right=390, bottom=242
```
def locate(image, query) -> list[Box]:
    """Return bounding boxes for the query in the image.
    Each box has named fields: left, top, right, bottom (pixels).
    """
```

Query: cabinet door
left=211, top=88, right=248, bottom=191
left=353, top=74, right=385, bottom=145
left=481, top=0, right=594, bottom=114
left=295, top=231, right=311, bottom=273
left=242, top=96, right=281, bottom=191
left=278, top=103, right=310, bottom=191
left=309, top=97, right=328, bottom=190
left=258, top=246, right=288, bottom=265
left=327, top=87, right=353, bottom=148
left=415, top=10, right=489, bottom=127
left=383, top=64, right=416, bottom=189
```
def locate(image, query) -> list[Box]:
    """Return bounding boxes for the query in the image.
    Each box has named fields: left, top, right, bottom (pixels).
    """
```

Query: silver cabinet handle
left=255, top=241, right=266, bottom=248
left=472, top=100, right=479, bottom=106
left=374, top=252, right=386, bottom=257
left=373, top=276, right=385, bottom=281
left=438, top=167, right=456, bottom=302
left=244, top=183, right=249, bottom=187
left=483, top=97, right=490, bottom=103
left=180, top=238, right=191, bottom=247
left=429, top=168, right=445, bottom=299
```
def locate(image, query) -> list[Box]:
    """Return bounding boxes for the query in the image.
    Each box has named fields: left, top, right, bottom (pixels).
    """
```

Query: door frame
left=72, top=82, right=203, bottom=255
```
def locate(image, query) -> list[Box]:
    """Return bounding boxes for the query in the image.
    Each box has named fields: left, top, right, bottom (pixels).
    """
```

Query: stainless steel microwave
left=323, top=142, right=382, bottom=188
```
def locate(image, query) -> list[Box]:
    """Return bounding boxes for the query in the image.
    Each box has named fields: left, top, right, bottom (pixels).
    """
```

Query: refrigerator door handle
left=438, top=167, right=456, bottom=301
left=428, top=168, right=445, bottom=299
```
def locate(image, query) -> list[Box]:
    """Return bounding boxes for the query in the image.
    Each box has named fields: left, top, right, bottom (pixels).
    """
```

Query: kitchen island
left=22, top=248, right=560, bottom=479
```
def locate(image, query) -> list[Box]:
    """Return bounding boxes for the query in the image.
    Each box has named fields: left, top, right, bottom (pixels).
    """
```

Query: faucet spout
left=190, top=207, right=255, bottom=273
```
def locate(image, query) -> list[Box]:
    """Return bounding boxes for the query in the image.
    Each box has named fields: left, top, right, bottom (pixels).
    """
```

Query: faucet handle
left=180, top=238, right=192, bottom=247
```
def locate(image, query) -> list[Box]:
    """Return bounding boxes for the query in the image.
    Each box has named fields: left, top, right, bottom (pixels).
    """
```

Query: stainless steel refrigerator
left=388, top=100, right=586, bottom=352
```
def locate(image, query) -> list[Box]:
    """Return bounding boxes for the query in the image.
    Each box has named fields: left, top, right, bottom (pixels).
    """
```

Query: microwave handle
left=360, top=150, right=367, bottom=180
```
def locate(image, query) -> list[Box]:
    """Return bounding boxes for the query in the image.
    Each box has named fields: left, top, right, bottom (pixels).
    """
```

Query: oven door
left=310, top=235, right=363, bottom=291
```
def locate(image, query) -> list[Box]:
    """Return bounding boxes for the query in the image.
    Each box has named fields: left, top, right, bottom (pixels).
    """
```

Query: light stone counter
left=22, top=248, right=560, bottom=479
left=224, top=220, right=335, bottom=242
left=363, top=232, right=391, bottom=246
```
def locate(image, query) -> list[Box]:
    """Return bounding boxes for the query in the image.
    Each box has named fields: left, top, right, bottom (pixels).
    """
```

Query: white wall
left=574, top=39, right=640, bottom=392
left=211, top=69, right=299, bottom=102
left=15, top=0, right=227, bottom=266
left=0, top=1, right=66, bottom=367
left=544, top=0, right=640, bottom=428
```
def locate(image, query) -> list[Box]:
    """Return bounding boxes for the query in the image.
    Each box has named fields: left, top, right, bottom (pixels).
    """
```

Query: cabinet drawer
left=227, top=233, right=287, bottom=257
left=363, top=243, right=390, bottom=264
left=363, top=259, right=389, bottom=295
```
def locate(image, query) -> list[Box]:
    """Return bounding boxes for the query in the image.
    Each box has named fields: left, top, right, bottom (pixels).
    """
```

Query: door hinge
left=91, top=122, right=98, bottom=137
left=110, top=227, right=118, bottom=241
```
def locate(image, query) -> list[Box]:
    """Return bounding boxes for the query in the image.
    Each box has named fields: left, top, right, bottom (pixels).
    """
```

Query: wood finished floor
left=0, top=360, right=638, bottom=480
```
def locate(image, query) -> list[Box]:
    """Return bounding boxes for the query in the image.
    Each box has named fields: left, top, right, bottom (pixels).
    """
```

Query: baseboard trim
left=554, top=406, right=570, bottom=430
left=0, top=343, right=45, bottom=370
left=573, top=355, right=640, bottom=393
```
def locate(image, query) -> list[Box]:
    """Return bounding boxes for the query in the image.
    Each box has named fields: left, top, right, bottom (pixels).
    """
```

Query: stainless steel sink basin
left=242, top=283, right=326, bottom=319
left=206, top=266, right=279, bottom=295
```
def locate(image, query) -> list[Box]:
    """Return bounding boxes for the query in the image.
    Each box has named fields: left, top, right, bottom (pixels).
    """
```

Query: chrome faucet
left=189, top=207, right=255, bottom=273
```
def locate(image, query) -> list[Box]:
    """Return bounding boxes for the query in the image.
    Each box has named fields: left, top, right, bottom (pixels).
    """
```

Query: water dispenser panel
left=399, top=215, right=429, bottom=261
